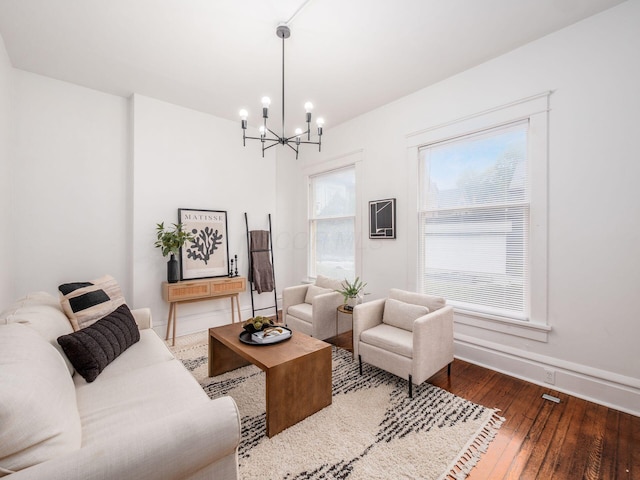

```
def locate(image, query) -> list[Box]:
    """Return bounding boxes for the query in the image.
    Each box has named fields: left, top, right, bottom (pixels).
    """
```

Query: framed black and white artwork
left=369, top=198, right=396, bottom=239
left=178, top=208, right=229, bottom=279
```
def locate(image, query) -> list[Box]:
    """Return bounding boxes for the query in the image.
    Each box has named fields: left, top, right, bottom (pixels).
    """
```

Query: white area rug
left=170, top=332, right=503, bottom=480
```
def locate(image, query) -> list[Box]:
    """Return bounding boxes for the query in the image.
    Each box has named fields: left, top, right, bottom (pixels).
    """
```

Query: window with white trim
left=419, top=121, right=530, bottom=320
left=308, top=166, right=356, bottom=280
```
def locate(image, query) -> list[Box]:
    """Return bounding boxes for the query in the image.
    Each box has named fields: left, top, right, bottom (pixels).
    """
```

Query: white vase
left=346, top=296, right=360, bottom=309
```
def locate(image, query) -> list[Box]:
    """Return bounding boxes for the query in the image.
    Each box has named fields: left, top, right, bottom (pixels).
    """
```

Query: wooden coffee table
left=208, top=323, right=332, bottom=437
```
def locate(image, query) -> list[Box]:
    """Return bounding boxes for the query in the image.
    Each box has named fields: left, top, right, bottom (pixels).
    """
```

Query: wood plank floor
left=326, top=331, right=639, bottom=480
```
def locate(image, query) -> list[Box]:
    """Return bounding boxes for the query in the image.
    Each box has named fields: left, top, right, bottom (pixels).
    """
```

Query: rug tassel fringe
left=441, top=410, right=506, bottom=480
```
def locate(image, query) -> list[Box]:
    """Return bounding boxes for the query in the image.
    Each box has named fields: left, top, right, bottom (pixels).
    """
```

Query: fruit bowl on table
left=242, top=316, right=275, bottom=333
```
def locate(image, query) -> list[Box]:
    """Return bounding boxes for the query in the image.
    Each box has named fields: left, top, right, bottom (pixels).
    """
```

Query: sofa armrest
left=352, top=298, right=385, bottom=358
left=311, top=291, right=344, bottom=340
left=131, top=307, right=152, bottom=330
left=412, top=305, right=454, bottom=384
left=9, top=397, right=240, bottom=480
left=282, top=284, right=309, bottom=315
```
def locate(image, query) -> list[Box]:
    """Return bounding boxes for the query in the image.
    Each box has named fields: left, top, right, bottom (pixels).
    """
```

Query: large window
left=308, top=166, right=356, bottom=280
left=419, top=121, right=530, bottom=320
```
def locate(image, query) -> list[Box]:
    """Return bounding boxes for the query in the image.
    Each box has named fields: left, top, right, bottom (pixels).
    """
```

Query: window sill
left=454, top=308, right=550, bottom=342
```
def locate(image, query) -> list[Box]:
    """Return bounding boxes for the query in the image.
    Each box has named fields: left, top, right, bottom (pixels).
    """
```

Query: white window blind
left=309, top=166, right=356, bottom=280
left=419, top=121, right=530, bottom=320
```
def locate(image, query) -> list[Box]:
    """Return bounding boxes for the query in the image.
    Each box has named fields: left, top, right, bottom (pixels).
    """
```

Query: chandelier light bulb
left=295, top=128, right=302, bottom=136
left=261, top=97, right=271, bottom=108
left=239, top=109, right=248, bottom=120
left=316, top=117, right=325, bottom=127
left=259, top=125, right=266, bottom=136
left=304, top=102, right=314, bottom=113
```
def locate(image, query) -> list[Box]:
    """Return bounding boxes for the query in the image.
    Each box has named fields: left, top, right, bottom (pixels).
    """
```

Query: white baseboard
left=455, top=333, right=640, bottom=417
left=152, top=301, right=281, bottom=340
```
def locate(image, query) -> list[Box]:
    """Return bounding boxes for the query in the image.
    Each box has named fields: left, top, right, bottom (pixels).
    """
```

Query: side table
left=336, top=304, right=354, bottom=337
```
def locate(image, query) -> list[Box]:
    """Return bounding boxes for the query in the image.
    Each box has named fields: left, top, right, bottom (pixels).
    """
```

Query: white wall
left=11, top=71, right=130, bottom=299
left=131, top=95, right=276, bottom=337
left=281, top=1, right=640, bottom=414
left=0, top=34, right=12, bottom=306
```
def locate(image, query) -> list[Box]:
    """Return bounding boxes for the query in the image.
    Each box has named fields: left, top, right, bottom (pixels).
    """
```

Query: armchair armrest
left=311, top=291, right=344, bottom=340
left=282, top=284, right=309, bottom=315
left=9, top=397, right=240, bottom=480
left=131, top=307, right=152, bottom=330
left=352, top=298, right=385, bottom=358
left=412, top=305, right=454, bottom=384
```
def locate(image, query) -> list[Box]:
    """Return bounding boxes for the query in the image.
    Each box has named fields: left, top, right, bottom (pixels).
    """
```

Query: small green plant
left=336, top=277, right=368, bottom=303
left=154, top=222, right=194, bottom=257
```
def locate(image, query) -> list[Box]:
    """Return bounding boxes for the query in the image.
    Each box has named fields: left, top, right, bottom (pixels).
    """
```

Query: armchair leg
left=409, top=374, right=413, bottom=398
left=358, top=355, right=362, bottom=375
left=448, top=362, right=452, bottom=376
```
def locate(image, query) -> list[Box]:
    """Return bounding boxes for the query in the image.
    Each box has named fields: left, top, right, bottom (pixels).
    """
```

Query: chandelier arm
left=244, top=135, right=280, bottom=143
left=266, top=127, right=282, bottom=139
left=263, top=142, right=281, bottom=152
left=297, top=140, right=320, bottom=146
left=285, top=142, right=298, bottom=154
left=285, top=129, right=310, bottom=142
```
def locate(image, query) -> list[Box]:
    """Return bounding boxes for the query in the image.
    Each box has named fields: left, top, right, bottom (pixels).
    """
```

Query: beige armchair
left=353, top=288, right=454, bottom=397
left=282, top=275, right=346, bottom=340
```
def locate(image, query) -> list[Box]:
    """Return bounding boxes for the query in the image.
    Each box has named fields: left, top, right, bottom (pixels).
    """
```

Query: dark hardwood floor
left=325, top=330, right=639, bottom=480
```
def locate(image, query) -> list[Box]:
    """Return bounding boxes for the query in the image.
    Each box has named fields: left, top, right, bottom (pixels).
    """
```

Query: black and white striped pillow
left=58, top=275, right=125, bottom=331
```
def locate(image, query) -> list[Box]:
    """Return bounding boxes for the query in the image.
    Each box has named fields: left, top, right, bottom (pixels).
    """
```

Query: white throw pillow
left=389, top=288, right=445, bottom=312
left=59, top=274, right=126, bottom=331
left=304, top=285, right=333, bottom=304
left=0, top=323, right=81, bottom=474
left=382, top=298, right=429, bottom=332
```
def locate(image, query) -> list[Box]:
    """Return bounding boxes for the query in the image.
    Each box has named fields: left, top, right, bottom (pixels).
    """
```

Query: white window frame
left=406, top=93, right=551, bottom=341
left=304, top=150, right=363, bottom=282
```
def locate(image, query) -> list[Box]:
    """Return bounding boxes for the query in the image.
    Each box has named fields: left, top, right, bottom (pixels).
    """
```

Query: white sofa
left=282, top=275, right=347, bottom=340
left=0, top=292, right=241, bottom=480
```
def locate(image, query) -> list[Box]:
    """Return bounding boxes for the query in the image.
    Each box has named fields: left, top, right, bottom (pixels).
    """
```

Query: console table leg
left=235, top=294, right=241, bottom=323
left=172, top=303, right=177, bottom=346
left=165, top=302, right=174, bottom=342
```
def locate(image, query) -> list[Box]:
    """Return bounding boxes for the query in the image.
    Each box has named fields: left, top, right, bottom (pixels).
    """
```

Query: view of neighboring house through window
left=418, top=120, right=530, bottom=320
left=308, top=166, right=356, bottom=281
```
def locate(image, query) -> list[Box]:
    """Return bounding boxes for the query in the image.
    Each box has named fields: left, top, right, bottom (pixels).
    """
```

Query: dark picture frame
left=178, top=208, right=229, bottom=280
left=369, top=198, right=396, bottom=239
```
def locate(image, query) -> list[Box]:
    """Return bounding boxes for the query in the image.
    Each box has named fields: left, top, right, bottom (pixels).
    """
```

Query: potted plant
left=154, top=222, right=194, bottom=283
left=336, top=277, right=368, bottom=310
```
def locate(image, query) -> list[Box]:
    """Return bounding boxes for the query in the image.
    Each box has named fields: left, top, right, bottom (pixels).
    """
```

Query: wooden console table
left=162, top=276, right=246, bottom=346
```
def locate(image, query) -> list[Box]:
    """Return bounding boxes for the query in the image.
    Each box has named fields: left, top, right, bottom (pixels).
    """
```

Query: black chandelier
left=239, top=24, right=324, bottom=159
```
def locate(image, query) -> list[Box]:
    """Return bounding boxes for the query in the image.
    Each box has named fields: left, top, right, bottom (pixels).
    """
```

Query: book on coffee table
left=251, top=327, right=292, bottom=344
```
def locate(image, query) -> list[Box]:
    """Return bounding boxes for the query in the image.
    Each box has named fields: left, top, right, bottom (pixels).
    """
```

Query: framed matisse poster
left=178, top=208, right=229, bottom=280
left=369, top=198, right=396, bottom=239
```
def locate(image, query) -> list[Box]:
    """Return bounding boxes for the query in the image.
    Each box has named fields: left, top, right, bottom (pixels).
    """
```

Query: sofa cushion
left=287, top=303, right=313, bottom=323
left=75, top=358, right=209, bottom=446
left=0, top=323, right=81, bottom=474
left=79, top=329, right=174, bottom=383
left=59, top=274, right=126, bottom=330
left=57, top=304, right=140, bottom=383
left=389, top=288, right=446, bottom=312
left=382, top=298, right=429, bottom=332
left=304, top=285, right=333, bottom=304
left=360, top=323, right=413, bottom=358
left=0, top=291, right=75, bottom=375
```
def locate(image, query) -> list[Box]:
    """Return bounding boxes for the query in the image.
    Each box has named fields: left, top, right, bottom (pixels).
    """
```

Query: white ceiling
left=0, top=0, right=626, bottom=131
